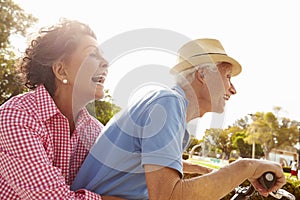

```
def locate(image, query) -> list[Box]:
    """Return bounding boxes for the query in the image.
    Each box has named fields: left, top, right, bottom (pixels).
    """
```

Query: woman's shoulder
left=0, top=91, right=35, bottom=111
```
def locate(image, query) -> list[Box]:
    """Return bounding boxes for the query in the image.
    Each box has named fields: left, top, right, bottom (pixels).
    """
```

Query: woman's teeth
left=92, top=76, right=105, bottom=85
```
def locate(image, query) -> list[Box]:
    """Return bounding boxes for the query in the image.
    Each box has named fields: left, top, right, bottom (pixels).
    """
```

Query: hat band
left=190, top=52, right=227, bottom=58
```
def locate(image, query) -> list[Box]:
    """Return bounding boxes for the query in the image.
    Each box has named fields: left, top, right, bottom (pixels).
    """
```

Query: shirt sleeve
left=0, top=108, right=102, bottom=200
left=140, top=95, right=186, bottom=175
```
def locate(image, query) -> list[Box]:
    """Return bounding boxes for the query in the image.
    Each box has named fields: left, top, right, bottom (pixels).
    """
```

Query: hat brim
left=170, top=54, right=242, bottom=76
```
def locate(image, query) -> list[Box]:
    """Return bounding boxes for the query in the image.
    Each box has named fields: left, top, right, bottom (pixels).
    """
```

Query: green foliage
left=232, top=116, right=250, bottom=129
left=0, top=50, right=28, bottom=104
left=186, top=135, right=201, bottom=152
left=283, top=166, right=291, bottom=173
left=201, top=109, right=299, bottom=160
left=0, top=0, right=38, bottom=104
left=204, top=128, right=229, bottom=157
left=233, top=135, right=250, bottom=157
left=86, top=90, right=121, bottom=125
left=283, top=178, right=300, bottom=199
left=0, top=0, right=38, bottom=48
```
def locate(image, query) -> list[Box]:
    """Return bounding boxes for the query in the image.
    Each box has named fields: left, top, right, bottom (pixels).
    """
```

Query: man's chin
left=212, top=107, right=224, bottom=114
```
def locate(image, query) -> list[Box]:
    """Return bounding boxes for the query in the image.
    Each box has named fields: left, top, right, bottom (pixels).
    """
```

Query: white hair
left=175, top=62, right=219, bottom=86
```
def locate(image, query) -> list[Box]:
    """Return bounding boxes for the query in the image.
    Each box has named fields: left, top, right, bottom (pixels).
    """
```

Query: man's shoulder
left=146, top=86, right=185, bottom=103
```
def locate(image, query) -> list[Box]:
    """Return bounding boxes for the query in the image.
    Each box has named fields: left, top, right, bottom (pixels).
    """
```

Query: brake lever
left=231, top=172, right=296, bottom=200
left=230, top=185, right=255, bottom=200
left=270, top=189, right=296, bottom=200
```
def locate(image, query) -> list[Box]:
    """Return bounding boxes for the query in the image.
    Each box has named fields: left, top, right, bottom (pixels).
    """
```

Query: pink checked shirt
left=0, top=85, right=103, bottom=199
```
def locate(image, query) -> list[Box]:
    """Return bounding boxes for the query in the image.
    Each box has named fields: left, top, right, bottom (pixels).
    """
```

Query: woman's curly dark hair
left=17, top=18, right=97, bottom=97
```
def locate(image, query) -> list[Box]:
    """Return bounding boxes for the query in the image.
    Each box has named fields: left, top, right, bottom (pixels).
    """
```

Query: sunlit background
left=12, top=0, right=300, bottom=138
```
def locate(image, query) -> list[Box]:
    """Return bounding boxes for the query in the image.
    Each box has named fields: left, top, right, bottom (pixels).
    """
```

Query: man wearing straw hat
left=72, top=39, right=285, bottom=199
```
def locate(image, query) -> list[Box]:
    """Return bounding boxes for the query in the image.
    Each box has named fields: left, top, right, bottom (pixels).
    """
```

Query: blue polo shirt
left=71, top=85, right=190, bottom=200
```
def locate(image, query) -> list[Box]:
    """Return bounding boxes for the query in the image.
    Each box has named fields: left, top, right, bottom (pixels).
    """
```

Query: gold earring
left=62, top=79, right=68, bottom=84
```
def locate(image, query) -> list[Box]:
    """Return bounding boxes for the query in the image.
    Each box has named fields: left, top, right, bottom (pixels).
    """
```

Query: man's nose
left=229, top=83, right=236, bottom=95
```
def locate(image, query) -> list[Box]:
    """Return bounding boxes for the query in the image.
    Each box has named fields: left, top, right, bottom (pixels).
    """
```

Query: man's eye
left=89, top=53, right=102, bottom=61
left=89, top=53, right=98, bottom=58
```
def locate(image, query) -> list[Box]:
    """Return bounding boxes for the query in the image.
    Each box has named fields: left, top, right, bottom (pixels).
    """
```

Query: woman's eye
left=101, top=63, right=108, bottom=69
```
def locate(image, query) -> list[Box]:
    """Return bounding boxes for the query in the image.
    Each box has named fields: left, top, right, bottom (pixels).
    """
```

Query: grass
left=188, top=158, right=222, bottom=169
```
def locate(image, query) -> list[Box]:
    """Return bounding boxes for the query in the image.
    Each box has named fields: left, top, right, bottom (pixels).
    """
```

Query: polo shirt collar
left=173, top=84, right=188, bottom=106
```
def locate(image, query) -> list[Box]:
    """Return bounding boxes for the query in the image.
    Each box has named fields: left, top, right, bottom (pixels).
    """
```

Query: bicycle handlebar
left=231, top=171, right=295, bottom=200
left=230, top=172, right=276, bottom=200
left=258, top=172, right=276, bottom=190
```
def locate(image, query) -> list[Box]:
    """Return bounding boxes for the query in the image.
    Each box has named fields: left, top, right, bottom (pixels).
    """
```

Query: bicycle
left=231, top=172, right=295, bottom=200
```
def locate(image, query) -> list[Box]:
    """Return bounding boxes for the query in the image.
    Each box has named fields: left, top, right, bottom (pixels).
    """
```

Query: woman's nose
left=100, top=60, right=109, bottom=75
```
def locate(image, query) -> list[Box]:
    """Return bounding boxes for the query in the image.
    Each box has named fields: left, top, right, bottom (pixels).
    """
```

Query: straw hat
left=170, top=38, right=242, bottom=76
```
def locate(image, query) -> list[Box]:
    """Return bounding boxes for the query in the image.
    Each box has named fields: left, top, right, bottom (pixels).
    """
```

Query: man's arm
left=182, top=160, right=213, bottom=174
left=145, top=159, right=286, bottom=200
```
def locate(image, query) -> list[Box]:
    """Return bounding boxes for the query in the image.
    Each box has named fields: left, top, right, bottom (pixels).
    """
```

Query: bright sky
left=12, top=0, right=300, bottom=138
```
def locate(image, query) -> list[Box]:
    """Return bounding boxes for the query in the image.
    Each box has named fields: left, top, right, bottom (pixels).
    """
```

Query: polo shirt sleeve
left=140, top=95, right=186, bottom=175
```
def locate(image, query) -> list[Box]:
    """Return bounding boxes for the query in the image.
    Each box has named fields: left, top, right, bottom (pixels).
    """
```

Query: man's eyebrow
left=84, top=45, right=99, bottom=50
left=83, top=45, right=104, bottom=54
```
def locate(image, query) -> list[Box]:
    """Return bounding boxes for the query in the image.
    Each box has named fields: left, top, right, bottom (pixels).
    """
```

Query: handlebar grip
left=258, top=172, right=276, bottom=190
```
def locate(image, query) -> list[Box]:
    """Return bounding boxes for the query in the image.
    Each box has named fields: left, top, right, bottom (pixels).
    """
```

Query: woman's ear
left=52, top=61, right=67, bottom=82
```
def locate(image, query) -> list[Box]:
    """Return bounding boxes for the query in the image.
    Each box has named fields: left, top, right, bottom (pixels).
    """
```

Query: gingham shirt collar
left=35, top=85, right=91, bottom=128
left=35, top=85, right=61, bottom=122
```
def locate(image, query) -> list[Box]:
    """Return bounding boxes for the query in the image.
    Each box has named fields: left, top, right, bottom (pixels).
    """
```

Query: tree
left=245, top=112, right=299, bottom=159
left=1, top=0, right=38, bottom=48
left=225, top=126, right=245, bottom=158
left=1, top=1, right=121, bottom=125
left=203, top=128, right=230, bottom=158
left=245, top=112, right=275, bottom=158
left=185, top=134, right=200, bottom=152
left=276, top=117, right=300, bottom=151
left=233, top=133, right=249, bottom=157
left=232, top=115, right=250, bottom=130
left=202, top=111, right=299, bottom=160
left=232, top=131, right=263, bottom=158
left=0, top=0, right=38, bottom=104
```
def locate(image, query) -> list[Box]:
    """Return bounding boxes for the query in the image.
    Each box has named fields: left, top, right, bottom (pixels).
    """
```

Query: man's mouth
left=223, top=94, right=230, bottom=101
left=91, top=75, right=106, bottom=85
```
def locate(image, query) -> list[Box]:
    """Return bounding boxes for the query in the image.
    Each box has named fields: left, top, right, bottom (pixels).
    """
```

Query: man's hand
left=247, top=159, right=286, bottom=197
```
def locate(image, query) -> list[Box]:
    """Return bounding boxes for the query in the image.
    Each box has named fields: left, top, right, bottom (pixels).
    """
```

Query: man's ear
left=195, top=70, right=205, bottom=84
left=52, top=61, right=67, bottom=82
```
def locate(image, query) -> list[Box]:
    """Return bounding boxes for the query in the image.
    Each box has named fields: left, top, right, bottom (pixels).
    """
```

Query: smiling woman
left=0, top=19, right=122, bottom=200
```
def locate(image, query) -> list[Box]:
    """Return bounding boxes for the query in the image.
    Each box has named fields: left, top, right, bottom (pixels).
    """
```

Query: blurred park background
left=1, top=0, right=300, bottom=199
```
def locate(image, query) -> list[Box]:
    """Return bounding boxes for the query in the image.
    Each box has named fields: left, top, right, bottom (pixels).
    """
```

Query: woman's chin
left=94, top=92, right=105, bottom=100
